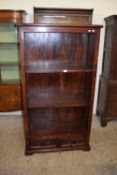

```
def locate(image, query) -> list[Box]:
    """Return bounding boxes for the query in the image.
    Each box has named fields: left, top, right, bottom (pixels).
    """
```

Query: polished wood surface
left=19, top=24, right=102, bottom=154
left=0, top=85, right=21, bottom=111
left=34, top=7, right=93, bottom=25
left=97, top=15, right=117, bottom=126
left=0, top=10, right=27, bottom=112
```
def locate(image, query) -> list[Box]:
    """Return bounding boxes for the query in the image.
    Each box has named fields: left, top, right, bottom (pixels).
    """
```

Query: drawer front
left=30, top=134, right=87, bottom=150
left=0, top=85, right=21, bottom=111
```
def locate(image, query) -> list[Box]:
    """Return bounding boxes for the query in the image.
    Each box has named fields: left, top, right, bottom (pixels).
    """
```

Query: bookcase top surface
left=34, top=7, right=93, bottom=14
left=0, top=9, right=27, bottom=14
left=104, top=15, right=117, bottom=21
left=18, top=23, right=103, bottom=28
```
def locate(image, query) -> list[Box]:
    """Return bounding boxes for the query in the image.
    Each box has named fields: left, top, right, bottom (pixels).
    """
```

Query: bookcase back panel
left=35, top=15, right=90, bottom=25
left=26, top=73, right=90, bottom=108
left=28, top=107, right=88, bottom=137
left=34, top=8, right=93, bottom=25
left=24, top=32, right=96, bottom=68
left=26, top=73, right=85, bottom=93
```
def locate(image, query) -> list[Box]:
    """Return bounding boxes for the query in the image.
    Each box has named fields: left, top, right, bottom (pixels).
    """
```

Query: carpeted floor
left=0, top=115, right=117, bottom=175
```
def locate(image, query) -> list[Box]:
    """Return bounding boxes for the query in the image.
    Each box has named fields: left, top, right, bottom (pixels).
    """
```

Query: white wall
left=0, top=0, right=117, bottom=115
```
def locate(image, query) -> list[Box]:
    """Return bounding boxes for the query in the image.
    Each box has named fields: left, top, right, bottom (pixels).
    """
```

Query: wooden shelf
left=0, top=83, right=20, bottom=86
left=27, top=90, right=89, bottom=108
left=0, top=42, right=19, bottom=44
left=0, top=62, right=19, bottom=66
left=26, top=63, right=92, bottom=73
left=1, top=79, right=20, bottom=84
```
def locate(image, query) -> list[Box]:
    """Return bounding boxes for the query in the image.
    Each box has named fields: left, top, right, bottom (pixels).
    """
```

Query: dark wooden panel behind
left=34, top=7, right=93, bottom=25
left=24, top=32, right=88, bottom=66
left=97, top=15, right=117, bottom=126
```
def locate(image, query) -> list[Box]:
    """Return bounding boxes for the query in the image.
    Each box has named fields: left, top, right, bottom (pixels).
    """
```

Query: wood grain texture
left=19, top=24, right=102, bottom=154
left=0, top=10, right=27, bottom=23
left=0, top=85, right=21, bottom=111
left=34, top=7, right=93, bottom=25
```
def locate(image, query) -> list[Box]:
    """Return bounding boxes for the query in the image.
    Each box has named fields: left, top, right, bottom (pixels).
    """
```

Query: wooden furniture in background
left=19, top=24, right=102, bottom=154
left=97, top=15, right=117, bottom=126
left=0, top=10, right=27, bottom=112
left=34, top=7, right=93, bottom=25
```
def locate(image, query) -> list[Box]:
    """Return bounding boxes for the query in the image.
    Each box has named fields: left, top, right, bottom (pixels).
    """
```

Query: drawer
left=30, top=134, right=87, bottom=150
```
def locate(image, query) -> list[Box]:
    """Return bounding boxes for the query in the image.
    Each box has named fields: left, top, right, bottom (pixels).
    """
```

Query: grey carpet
left=0, top=115, right=117, bottom=175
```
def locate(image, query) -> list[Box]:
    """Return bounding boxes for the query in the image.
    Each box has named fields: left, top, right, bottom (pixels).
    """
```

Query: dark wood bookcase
left=97, top=15, right=117, bottom=126
left=0, top=10, right=27, bottom=112
left=19, top=24, right=102, bottom=154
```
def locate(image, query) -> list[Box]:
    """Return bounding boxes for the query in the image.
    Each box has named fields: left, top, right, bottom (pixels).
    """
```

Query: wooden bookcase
left=0, top=10, right=27, bottom=112
left=97, top=15, right=117, bottom=126
left=19, top=24, right=102, bottom=154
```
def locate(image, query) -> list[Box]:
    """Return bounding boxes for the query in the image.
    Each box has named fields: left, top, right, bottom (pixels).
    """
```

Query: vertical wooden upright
left=0, top=10, right=27, bottom=112
left=97, top=15, right=117, bottom=126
